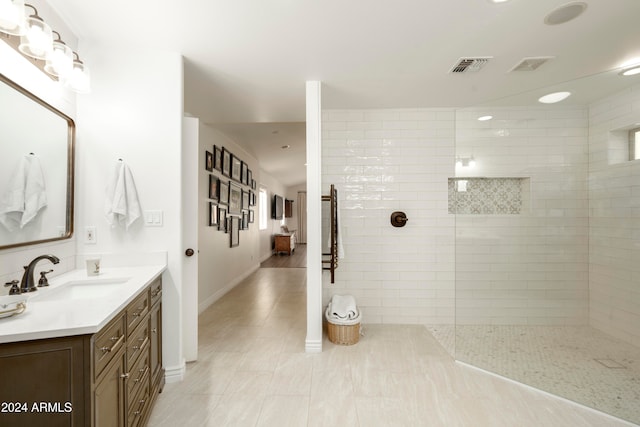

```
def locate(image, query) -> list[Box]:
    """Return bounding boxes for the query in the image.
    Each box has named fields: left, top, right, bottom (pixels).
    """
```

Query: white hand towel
left=104, top=161, right=142, bottom=229
left=0, top=155, right=47, bottom=230
left=330, top=294, right=358, bottom=320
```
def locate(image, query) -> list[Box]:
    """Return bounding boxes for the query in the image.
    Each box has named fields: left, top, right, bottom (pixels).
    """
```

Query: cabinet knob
left=120, top=373, right=130, bottom=379
left=185, top=248, right=195, bottom=257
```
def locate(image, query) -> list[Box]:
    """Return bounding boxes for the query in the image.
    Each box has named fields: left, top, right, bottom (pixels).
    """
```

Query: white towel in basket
left=329, top=294, right=358, bottom=320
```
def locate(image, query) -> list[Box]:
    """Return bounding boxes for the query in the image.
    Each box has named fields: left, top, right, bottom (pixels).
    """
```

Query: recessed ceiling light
left=620, top=66, right=640, bottom=77
left=544, top=2, right=587, bottom=25
left=478, top=115, right=493, bottom=121
left=538, top=91, right=571, bottom=104
left=281, top=145, right=290, bottom=149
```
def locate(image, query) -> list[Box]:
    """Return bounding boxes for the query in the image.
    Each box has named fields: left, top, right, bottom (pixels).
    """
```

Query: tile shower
left=322, top=80, right=640, bottom=425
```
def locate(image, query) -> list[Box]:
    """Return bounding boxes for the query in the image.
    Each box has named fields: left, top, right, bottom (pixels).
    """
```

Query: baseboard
left=198, top=263, right=260, bottom=314
left=163, top=360, right=186, bottom=384
left=305, top=338, right=322, bottom=353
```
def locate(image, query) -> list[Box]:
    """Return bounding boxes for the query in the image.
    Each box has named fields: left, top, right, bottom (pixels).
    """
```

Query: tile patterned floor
left=148, top=268, right=636, bottom=426
left=427, top=324, right=640, bottom=425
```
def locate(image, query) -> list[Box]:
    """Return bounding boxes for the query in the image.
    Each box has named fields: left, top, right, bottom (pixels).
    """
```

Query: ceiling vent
left=449, top=57, right=492, bottom=73
left=509, top=56, right=554, bottom=72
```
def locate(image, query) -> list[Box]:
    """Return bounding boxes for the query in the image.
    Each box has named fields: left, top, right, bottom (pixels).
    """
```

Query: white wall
left=321, top=109, right=456, bottom=324
left=74, top=44, right=185, bottom=379
left=197, top=124, right=260, bottom=312
left=455, top=106, right=589, bottom=325
left=258, top=170, right=287, bottom=261
left=588, top=83, right=640, bottom=347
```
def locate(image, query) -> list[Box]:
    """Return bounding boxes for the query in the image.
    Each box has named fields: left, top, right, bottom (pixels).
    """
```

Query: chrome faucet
left=20, top=255, right=60, bottom=293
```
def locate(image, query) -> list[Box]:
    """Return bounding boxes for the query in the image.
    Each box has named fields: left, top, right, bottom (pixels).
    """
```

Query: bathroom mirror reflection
left=452, top=67, right=640, bottom=424
left=0, top=74, right=75, bottom=250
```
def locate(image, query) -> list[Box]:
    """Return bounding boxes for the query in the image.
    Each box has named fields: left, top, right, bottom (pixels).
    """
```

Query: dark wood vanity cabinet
left=0, top=278, right=163, bottom=427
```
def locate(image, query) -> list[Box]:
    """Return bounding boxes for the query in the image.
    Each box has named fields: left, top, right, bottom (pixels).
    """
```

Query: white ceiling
left=49, top=0, right=640, bottom=186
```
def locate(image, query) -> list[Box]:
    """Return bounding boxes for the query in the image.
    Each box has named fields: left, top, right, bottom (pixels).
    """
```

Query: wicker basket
left=326, top=320, right=360, bottom=345
left=325, top=305, right=361, bottom=345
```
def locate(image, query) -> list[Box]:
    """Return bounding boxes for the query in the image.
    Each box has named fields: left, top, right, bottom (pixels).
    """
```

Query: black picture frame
left=242, top=190, right=250, bottom=210
left=209, top=175, right=219, bottom=200
left=247, top=169, right=252, bottom=187
left=222, top=147, right=231, bottom=177
left=231, top=154, right=242, bottom=182
left=213, top=145, right=223, bottom=172
left=219, top=180, right=229, bottom=205
left=249, top=191, right=255, bottom=207
left=229, top=182, right=242, bottom=215
left=218, top=207, right=227, bottom=232
left=208, top=202, right=218, bottom=226
left=241, top=161, right=248, bottom=185
left=205, top=150, right=213, bottom=172
left=248, top=210, right=254, bottom=223
left=251, top=179, right=256, bottom=190
left=230, top=216, right=240, bottom=247
left=241, top=210, right=249, bottom=230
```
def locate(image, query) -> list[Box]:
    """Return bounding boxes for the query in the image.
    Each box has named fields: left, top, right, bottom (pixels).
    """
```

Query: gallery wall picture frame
left=230, top=216, right=240, bottom=247
left=222, top=147, right=231, bottom=177
left=219, top=180, right=229, bottom=205
left=208, top=202, right=218, bottom=226
left=213, top=145, right=223, bottom=172
left=247, top=170, right=252, bottom=187
left=248, top=191, right=255, bottom=207
left=242, top=210, right=248, bottom=230
left=242, top=190, right=250, bottom=210
left=205, top=151, right=213, bottom=172
left=251, top=179, right=256, bottom=190
left=209, top=175, right=219, bottom=200
left=248, top=210, right=254, bottom=223
left=241, top=161, right=248, bottom=185
left=218, top=207, right=227, bottom=232
left=231, top=154, right=242, bottom=182
left=229, top=182, right=242, bottom=215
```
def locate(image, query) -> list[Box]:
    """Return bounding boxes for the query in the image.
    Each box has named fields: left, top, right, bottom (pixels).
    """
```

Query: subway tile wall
left=588, top=83, right=640, bottom=347
left=321, top=109, right=456, bottom=324
left=454, top=107, right=590, bottom=325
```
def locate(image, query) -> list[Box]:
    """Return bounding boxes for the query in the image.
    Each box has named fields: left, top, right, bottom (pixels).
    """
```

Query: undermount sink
left=37, top=277, right=131, bottom=301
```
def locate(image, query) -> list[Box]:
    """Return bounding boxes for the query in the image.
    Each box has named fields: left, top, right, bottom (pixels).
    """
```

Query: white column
left=305, top=81, right=323, bottom=353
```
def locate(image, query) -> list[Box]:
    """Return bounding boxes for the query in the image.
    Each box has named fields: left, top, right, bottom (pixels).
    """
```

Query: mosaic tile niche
left=448, top=177, right=530, bottom=214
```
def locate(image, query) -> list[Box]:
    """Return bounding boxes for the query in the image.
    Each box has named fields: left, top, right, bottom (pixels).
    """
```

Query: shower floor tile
left=429, top=325, right=640, bottom=426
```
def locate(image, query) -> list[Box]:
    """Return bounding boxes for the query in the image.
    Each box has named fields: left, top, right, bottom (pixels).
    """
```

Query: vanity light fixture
left=478, top=115, right=493, bottom=121
left=64, top=52, right=90, bottom=93
left=538, top=91, right=571, bottom=104
left=44, top=31, right=72, bottom=78
left=0, top=2, right=90, bottom=92
left=18, top=3, right=52, bottom=60
left=0, top=0, right=25, bottom=35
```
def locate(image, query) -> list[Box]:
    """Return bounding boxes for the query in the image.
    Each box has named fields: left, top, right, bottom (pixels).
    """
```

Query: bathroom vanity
left=0, top=266, right=165, bottom=427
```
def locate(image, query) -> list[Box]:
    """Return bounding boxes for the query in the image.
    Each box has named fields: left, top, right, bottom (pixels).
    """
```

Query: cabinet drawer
left=127, top=319, right=150, bottom=369
left=127, top=350, right=150, bottom=405
left=126, top=289, right=150, bottom=334
left=94, top=314, right=126, bottom=378
left=150, top=277, right=162, bottom=307
left=127, top=377, right=150, bottom=427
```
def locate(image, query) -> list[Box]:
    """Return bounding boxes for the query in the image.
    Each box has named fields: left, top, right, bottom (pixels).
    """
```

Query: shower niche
left=448, top=177, right=530, bottom=215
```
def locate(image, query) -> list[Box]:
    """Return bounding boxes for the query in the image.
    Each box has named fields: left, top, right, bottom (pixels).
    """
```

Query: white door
left=182, top=117, right=199, bottom=361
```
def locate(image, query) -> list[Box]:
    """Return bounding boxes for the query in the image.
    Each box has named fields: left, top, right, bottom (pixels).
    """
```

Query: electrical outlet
left=85, top=226, right=97, bottom=244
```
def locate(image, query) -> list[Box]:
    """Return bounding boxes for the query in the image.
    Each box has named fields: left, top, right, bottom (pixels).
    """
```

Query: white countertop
left=0, top=265, right=166, bottom=344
